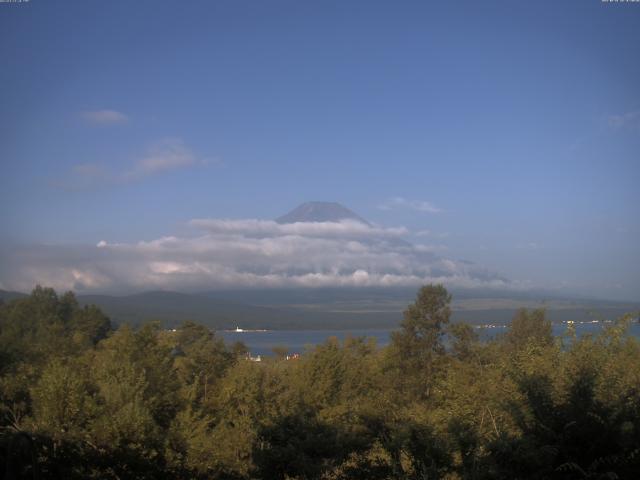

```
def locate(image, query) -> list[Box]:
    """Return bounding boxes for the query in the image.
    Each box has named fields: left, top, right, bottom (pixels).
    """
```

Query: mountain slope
left=3, top=287, right=637, bottom=330
left=0, top=289, right=28, bottom=302
left=75, top=290, right=398, bottom=329
left=77, top=291, right=297, bottom=329
left=276, top=201, right=370, bottom=224
left=71, top=290, right=640, bottom=329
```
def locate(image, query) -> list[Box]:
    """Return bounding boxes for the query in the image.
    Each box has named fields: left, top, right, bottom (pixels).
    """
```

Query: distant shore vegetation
left=1, top=285, right=639, bottom=479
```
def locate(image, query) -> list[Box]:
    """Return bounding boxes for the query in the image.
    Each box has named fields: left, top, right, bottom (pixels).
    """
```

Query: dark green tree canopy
left=2, top=285, right=639, bottom=479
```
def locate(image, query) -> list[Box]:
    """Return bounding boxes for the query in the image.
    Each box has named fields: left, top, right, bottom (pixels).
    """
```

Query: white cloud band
left=0, top=219, right=505, bottom=293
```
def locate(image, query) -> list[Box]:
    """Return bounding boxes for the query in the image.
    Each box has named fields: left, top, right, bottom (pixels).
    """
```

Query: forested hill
left=0, top=289, right=27, bottom=302
left=76, top=291, right=301, bottom=329
left=76, top=291, right=404, bottom=330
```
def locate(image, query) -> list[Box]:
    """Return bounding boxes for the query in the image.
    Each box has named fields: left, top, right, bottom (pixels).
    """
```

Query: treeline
left=1, top=285, right=639, bottom=479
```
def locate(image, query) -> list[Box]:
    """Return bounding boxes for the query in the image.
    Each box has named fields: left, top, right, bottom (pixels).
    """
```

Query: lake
left=219, top=321, right=640, bottom=357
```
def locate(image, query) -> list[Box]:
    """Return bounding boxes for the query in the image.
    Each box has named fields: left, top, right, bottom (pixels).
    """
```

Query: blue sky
left=1, top=0, right=639, bottom=300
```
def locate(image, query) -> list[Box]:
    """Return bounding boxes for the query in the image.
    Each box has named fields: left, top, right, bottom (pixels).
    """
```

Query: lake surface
left=219, top=321, right=640, bottom=357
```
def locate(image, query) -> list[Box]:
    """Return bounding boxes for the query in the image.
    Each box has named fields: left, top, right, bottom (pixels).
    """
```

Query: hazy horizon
left=1, top=1, right=639, bottom=301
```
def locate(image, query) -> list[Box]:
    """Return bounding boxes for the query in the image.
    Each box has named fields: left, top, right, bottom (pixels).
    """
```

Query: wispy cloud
left=607, top=110, right=640, bottom=130
left=57, top=138, right=209, bottom=190
left=80, top=109, right=129, bottom=125
left=379, top=197, right=442, bottom=214
left=58, top=163, right=113, bottom=190
left=124, top=138, right=202, bottom=180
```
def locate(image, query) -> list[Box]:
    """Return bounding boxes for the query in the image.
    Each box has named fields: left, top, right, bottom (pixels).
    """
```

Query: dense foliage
left=1, top=285, right=639, bottom=479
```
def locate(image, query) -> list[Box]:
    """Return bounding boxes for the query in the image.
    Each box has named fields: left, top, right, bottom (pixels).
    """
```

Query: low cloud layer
left=189, top=219, right=408, bottom=238
left=0, top=218, right=508, bottom=294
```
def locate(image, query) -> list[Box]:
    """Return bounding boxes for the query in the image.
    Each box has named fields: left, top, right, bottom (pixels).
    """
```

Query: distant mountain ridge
left=0, top=289, right=28, bottom=302
left=74, top=291, right=403, bottom=330
left=2, top=288, right=637, bottom=331
left=276, top=201, right=370, bottom=225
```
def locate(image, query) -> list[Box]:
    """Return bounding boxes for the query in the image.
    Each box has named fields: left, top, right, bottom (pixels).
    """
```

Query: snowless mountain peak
left=276, top=202, right=370, bottom=225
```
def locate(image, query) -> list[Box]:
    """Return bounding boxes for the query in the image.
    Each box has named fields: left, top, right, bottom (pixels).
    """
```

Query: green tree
left=30, top=358, right=93, bottom=442
left=448, top=322, right=479, bottom=361
left=69, top=304, right=112, bottom=346
left=388, top=284, right=452, bottom=398
left=505, top=308, right=553, bottom=350
left=271, top=345, right=289, bottom=360
left=253, top=411, right=349, bottom=480
left=169, top=321, right=234, bottom=408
